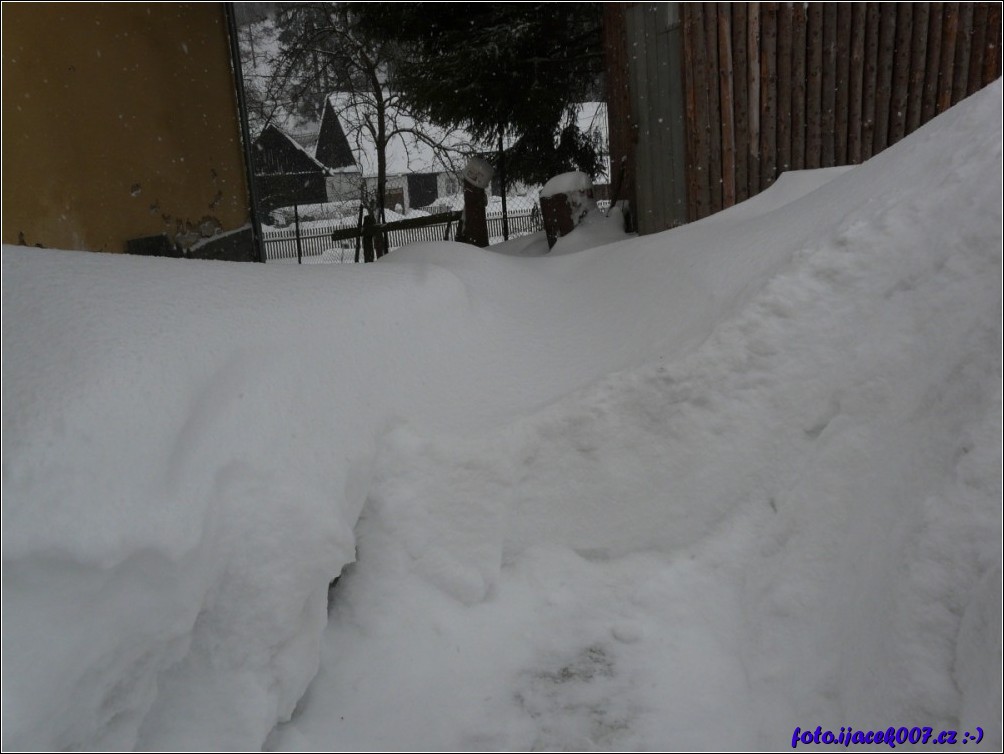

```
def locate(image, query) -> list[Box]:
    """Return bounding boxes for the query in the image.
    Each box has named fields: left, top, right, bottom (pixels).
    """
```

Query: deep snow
left=2, top=82, right=1001, bottom=751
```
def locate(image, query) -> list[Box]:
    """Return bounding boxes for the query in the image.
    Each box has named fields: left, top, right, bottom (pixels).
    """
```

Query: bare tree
left=239, top=3, right=473, bottom=222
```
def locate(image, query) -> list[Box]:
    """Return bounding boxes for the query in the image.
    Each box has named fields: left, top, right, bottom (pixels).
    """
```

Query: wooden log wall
left=682, top=2, right=1002, bottom=223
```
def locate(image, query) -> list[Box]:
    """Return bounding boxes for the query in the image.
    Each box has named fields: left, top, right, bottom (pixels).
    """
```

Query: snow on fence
left=264, top=207, right=544, bottom=263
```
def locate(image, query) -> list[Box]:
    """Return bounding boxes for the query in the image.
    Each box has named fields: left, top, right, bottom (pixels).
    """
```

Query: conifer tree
left=349, top=3, right=606, bottom=186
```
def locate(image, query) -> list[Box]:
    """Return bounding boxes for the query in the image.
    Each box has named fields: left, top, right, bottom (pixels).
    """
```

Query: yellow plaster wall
left=2, top=3, right=250, bottom=253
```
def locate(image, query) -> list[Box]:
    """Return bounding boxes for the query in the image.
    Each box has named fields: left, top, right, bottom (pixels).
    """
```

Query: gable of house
left=252, top=125, right=330, bottom=212
left=314, top=98, right=357, bottom=171
left=253, top=125, right=328, bottom=177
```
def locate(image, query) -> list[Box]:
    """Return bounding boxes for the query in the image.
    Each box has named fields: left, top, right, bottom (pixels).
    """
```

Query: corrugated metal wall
left=605, top=3, right=689, bottom=235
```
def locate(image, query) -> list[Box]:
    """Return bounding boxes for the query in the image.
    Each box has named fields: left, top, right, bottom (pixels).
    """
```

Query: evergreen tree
left=349, top=3, right=606, bottom=186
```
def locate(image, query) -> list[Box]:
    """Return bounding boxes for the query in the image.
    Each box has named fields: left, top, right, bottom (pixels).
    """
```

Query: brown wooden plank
left=705, top=2, right=723, bottom=213
left=777, top=2, right=792, bottom=174
left=834, top=3, right=853, bottom=163
left=805, top=2, right=823, bottom=169
left=682, top=4, right=696, bottom=221
left=906, top=2, right=930, bottom=135
left=968, top=3, right=989, bottom=95
left=760, top=2, right=778, bottom=188
left=847, top=3, right=867, bottom=163
left=938, top=3, right=960, bottom=113
left=682, top=3, right=705, bottom=221
left=732, top=2, right=750, bottom=202
left=922, top=3, right=945, bottom=123
left=862, top=2, right=881, bottom=159
left=718, top=3, right=737, bottom=208
left=790, top=3, right=807, bottom=170
left=748, top=2, right=761, bottom=193
left=984, top=3, right=1003, bottom=86
left=821, top=3, right=838, bottom=166
left=952, top=3, right=974, bottom=104
left=874, top=2, right=898, bottom=151
left=889, top=2, right=913, bottom=145
left=695, top=3, right=713, bottom=219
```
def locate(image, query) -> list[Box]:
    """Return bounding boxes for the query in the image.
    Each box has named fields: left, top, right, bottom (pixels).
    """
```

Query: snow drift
left=2, top=82, right=1001, bottom=750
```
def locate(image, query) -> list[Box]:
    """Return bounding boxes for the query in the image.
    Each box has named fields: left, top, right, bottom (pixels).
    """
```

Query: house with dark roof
left=312, top=92, right=473, bottom=212
left=252, top=94, right=609, bottom=217
left=251, top=123, right=362, bottom=213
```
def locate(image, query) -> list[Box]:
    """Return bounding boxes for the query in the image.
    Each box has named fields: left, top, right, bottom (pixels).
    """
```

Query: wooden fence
left=263, top=212, right=461, bottom=263
left=263, top=208, right=544, bottom=263
left=682, top=2, right=1002, bottom=222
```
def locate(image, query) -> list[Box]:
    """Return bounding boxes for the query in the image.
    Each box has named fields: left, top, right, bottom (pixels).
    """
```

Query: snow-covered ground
left=2, top=82, right=1001, bottom=751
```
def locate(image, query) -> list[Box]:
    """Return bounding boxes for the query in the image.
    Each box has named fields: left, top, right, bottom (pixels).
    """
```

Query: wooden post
left=777, top=3, right=792, bottom=175
left=848, top=3, right=867, bottom=164
left=821, top=3, right=837, bottom=166
left=460, top=156, right=492, bottom=248
left=732, top=1, right=750, bottom=202
left=718, top=3, right=736, bottom=208
left=835, top=3, right=852, bottom=163
left=952, top=3, right=975, bottom=105
left=874, top=3, right=897, bottom=151
left=889, top=2, right=913, bottom=146
left=862, top=2, right=882, bottom=159
left=689, top=3, right=712, bottom=219
left=354, top=202, right=364, bottom=263
left=294, top=203, right=302, bottom=265
left=704, top=4, right=723, bottom=213
left=983, top=3, right=1002, bottom=87
left=760, top=2, right=778, bottom=187
left=498, top=129, right=509, bottom=241
left=683, top=3, right=701, bottom=221
left=968, top=3, right=989, bottom=96
left=539, top=173, right=594, bottom=249
left=791, top=3, right=807, bottom=171
left=907, top=3, right=930, bottom=135
left=938, top=4, right=960, bottom=114
left=805, top=2, right=823, bottom=169
left=748, top=3, right=761, bottom=195
left=923, top=4, right=945, bottom=124
left=362, top=213, right=375, bottom=263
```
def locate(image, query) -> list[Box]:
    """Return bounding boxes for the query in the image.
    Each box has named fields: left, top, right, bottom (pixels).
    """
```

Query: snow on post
left=539, top=171, right=597, bottom=249
left=458, top=156, right=493, bottom=248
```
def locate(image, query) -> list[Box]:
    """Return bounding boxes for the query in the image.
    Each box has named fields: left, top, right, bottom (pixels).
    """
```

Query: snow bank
left=276, top=83, right=1003, bottom=749
left=1, top=252, right=490, bottom=748
left=3, top=81, right=1001, bottom=750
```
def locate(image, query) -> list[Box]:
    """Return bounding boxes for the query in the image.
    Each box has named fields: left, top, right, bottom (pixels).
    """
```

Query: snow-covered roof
left=324, top=92, right=476, bottom=178
left=264, top=124, right=332, bottom=174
